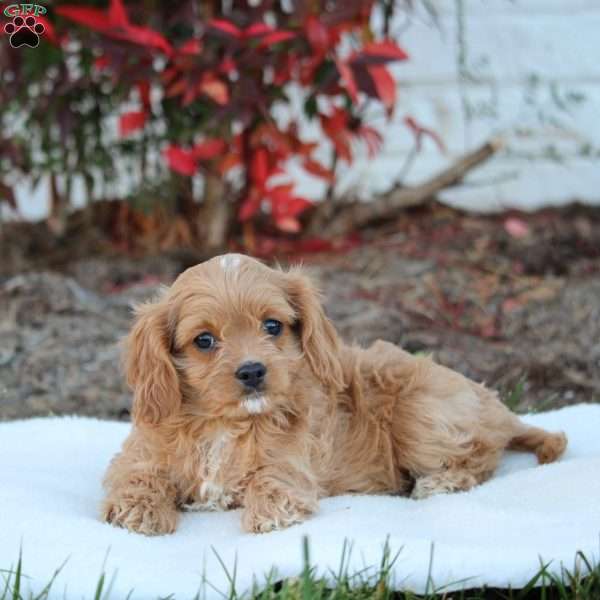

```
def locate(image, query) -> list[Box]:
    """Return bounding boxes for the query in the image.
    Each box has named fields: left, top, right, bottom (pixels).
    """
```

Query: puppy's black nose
left=235, top=361, right=267, bottom=389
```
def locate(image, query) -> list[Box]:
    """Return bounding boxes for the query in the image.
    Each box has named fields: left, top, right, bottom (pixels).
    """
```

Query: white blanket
left=1, top=405, right=599, bottom=599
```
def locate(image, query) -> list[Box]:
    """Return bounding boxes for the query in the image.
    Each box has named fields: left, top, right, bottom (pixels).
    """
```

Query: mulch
left=1, top=202, right=599, bottom=421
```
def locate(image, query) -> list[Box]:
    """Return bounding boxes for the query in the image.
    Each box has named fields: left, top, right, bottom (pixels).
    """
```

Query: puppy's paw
left=242, top=488, right=316, bottom=533
left=536, top=431, right=567, bottom=464
left=411, top=471, right=478, bottom=499
left=242, top=502, right=309, bottom=533
left=102, top=496, right=178, bottom=536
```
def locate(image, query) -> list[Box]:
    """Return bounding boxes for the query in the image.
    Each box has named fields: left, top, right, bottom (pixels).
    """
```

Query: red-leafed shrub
left=0, top=0, right=414, bottom=250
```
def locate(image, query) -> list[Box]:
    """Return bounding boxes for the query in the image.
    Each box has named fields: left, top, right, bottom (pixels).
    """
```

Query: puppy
left=102, top=253, right=567, bottom=535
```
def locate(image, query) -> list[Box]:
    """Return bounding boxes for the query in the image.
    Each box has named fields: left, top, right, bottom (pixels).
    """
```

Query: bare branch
left=308, top=137, right=503, bottom=237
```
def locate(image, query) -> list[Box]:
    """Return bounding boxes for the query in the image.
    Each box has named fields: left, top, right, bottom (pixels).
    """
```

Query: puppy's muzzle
left=235, top=361, right=267, bottom=390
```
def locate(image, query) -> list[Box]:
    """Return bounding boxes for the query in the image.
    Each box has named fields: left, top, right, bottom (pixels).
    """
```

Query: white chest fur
left=183, top=431, right=235, bottom=512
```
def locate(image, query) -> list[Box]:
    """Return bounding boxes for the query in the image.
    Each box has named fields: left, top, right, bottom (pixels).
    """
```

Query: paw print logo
left=4, top=15, right=45, bottom=48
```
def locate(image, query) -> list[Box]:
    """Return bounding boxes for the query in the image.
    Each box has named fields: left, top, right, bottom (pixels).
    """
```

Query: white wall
left=354, top=0, right=600, bottom=212
left=8, top=0, right=600, bottom=220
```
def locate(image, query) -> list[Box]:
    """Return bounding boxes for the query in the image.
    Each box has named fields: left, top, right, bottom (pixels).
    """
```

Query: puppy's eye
left=194, top=332, right=216, bottom=351
left=263, top=319, right=283, bottom=337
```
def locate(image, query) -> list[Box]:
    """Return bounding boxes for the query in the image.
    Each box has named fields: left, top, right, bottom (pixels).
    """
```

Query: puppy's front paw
left=242, top=488, right=316, bottom=533
left=102, top=496, right=178, bottom=536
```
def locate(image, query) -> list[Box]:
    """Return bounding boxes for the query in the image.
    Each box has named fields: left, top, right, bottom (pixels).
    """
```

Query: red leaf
left=177, top=38, right=202, bottom=55
left=305, top=16, right=329, bottom=53
left=504, top=217, right=530, bottom=238
left=244, top=23, right=273, bottom=38
left=239, top=191, right=262, bottom=221
left=163, top=145, right=197, bottom=176
left=352, top=40, right=409, bottom=65
left=336, top=59, right=358, bottom=103
left=199, top=77, right=229, bottom=105
left=333, top=136, right=353, bottom=162
left=290, top=197, right=313, bottom=217
left=166, top=78, right=187, bottom=98
left=268, top=166, right=287, bottom=179
left=119, top=110, right=146, bottom=136
left=275, top=216, right=301, bottom=233
left=207, top=19, right=242, bottom=38
left=182, top=84, right=199, bottom=106
left=251, top=149, right=269, bottom=186
left=55, top=6, right=112, bottom=31
left=57, top=3, right=172, bottom=54
left=268, top=183, right=295, bottom=201
left=368, top=65, right=396, bottom=115
left=94, top=55, right=110, bottom=71
left=192, top=139, right=226, bottom=161
left=303, top=159, right=334, bottom=181
left=269, top=187, right=312, bottom=219
left=295, top=140, right=318, bottom=158
left=403, top=116, right=446, bottom=152
left=320, top=109, right=353, bottom=163
left=161, top=67, right=178, bottom=84
left=274, top=55, right=294, bottom=85
left=249, top=234, right=359, bottom=258
left=108, top=0, right=128, bottom=28
left=257, top=31, right=296, bottom=48
left=111, top=25, right=173, bottom=55
left=218, top=57, right=236, bottom=75
left=137, top=81, right=151, bottom=109
left=217, top=152, right=242, bottom=175
left=321, top=107, right=348, bottom=133
left=357, top=125, right=383, bottom=157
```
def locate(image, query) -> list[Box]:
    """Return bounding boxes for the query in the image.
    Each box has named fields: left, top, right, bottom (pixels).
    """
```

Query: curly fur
left=102, top=254, right=567, bottom=535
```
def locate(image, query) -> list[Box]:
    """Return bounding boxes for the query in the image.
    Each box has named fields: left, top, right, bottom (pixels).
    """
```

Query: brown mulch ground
left=1, top=202, right=599, bottom=421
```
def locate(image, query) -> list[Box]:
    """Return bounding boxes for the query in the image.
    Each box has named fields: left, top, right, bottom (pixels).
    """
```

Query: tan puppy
left=102, top=254, right=567, bottom=535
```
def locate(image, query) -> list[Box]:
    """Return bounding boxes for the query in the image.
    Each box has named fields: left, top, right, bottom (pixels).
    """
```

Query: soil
left=1, top=202, right=599, bottom=421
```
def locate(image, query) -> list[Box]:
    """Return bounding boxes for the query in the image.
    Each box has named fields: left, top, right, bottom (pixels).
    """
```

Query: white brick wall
left=9, top=0, right=600, bottom=220
left=332, top=0, right=600, bottom=212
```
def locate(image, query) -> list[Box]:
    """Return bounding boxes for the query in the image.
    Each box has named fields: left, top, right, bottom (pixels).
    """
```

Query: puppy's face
left=172, top=255, right=303, bottom=419
left=124, top=254, right=344, bottom=425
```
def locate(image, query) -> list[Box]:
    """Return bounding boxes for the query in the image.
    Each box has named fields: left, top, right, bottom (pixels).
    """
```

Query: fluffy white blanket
left=1, top=404, right=599, bottom=599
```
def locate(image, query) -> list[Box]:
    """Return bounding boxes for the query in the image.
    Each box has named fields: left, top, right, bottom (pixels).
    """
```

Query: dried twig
left=306, top=137, right=503, bottom=237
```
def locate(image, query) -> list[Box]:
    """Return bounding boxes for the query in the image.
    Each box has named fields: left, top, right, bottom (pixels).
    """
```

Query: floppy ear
left=123, top=297, right=180, bottom=425
left=285, top=268, right=344, bottom=392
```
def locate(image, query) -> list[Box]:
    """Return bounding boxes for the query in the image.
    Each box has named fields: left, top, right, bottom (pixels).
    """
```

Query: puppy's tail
left=508, top=425, right=567, bottom=464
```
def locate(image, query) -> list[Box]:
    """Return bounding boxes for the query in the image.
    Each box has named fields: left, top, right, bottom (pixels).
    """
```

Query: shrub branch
left=307, top=137, right=504, bottom=237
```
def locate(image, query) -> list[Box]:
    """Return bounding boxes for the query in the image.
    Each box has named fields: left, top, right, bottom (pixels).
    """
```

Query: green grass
left=500, top=376, right=563, bottom=415
left=2, top=540, right=600, bottom=600
left=502, top=377, right=528, bottom=412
